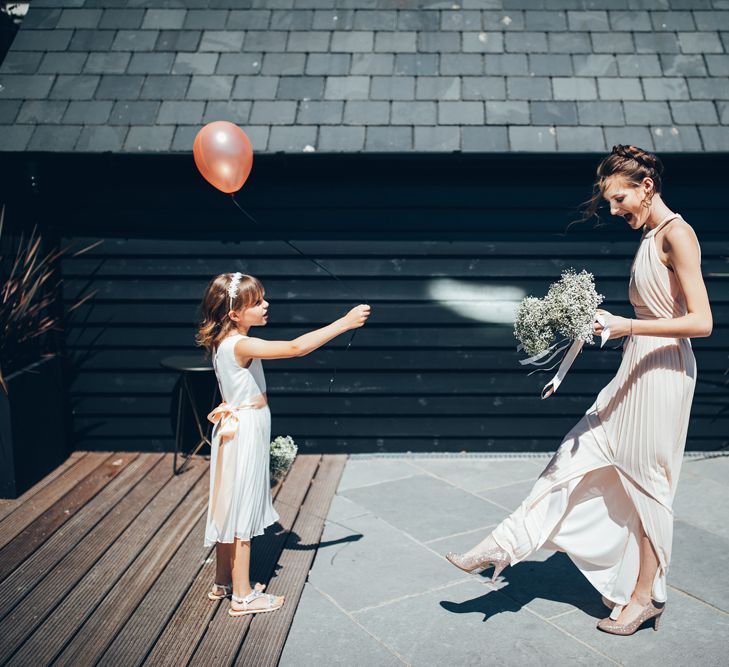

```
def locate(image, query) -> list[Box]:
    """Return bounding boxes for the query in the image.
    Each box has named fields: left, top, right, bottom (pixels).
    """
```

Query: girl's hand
left=343, top=304, right=371, bottom=330
left=594, top=309, right=632, bottom=339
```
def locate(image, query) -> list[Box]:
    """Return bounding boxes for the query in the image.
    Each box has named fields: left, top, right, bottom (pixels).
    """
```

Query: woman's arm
left=597, top=223, right=713, bottom=339
left=234, top=304, right=370, bottom=362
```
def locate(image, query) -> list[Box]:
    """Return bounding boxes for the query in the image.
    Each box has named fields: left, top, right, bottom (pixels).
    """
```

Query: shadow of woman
left=439, top=552, right=605, bottom=622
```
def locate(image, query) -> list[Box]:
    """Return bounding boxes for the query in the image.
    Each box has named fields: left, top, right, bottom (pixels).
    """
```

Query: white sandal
left=228, top=590, right=284, bottom=617
left=208, top=582, right=265, bottom=601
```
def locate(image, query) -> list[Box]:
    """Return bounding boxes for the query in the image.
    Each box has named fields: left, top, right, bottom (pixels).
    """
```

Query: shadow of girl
left=439, top=553, right=605, bottom=621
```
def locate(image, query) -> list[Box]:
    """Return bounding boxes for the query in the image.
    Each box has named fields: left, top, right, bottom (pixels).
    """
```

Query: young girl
left=446, top=145, right=712, bottom=635
left=196, top=272, right=370, bottom=616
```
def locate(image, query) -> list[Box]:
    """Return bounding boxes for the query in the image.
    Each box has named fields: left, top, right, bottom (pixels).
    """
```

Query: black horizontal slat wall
left=3, top=152, right=727, bottom=453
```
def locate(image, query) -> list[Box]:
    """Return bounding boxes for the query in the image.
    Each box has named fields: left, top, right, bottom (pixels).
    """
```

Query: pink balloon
left=193, top=122, right=253, bottom=194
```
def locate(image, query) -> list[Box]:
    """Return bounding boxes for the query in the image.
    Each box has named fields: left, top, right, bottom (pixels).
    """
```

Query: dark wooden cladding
left=2, top=152, right=726, bottom=453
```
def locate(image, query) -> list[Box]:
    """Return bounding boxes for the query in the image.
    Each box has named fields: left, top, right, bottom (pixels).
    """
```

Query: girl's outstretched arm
left=234, top=304, right=370, bottom=361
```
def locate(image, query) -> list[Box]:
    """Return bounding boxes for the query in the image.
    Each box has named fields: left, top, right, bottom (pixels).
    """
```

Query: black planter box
left=0, top=355, right=71, bottom=498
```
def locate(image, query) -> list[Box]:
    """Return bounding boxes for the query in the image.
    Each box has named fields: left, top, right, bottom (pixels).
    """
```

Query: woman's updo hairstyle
left=578, top=145, right=664, bottom=225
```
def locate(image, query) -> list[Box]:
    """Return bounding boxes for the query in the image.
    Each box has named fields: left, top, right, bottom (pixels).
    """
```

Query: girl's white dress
left=204, top=333, right=279, bottom=547
left=492, top=213, right=697, bottom=617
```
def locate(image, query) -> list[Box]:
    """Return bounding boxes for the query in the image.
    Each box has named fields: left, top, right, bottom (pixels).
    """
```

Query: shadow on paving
left=440, top=553, right=605, bottom=621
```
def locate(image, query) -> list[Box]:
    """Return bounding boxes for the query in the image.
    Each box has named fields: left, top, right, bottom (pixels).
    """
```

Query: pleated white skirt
left=492, top=333, right=696, bottom=607
left=204, top=404, right=280, bottom=547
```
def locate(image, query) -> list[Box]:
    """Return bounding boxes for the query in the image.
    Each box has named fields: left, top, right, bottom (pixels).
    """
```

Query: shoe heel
left=653, top=613, right=662, bottom=631
left=490, top=562, right=506, bottom=583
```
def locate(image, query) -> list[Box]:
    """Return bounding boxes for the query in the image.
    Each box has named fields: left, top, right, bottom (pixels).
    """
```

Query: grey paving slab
left=337, top=458, right=420, bottom=492
left=280, top=584, right=403, bottom=667
left=340, top=474, right=506, bottom=543
left=673, top=473, right=729, bottom=541
left=477, top=478, right=536, bottom=512
left=354, top=578, right=613, bottom=667
left=682, top=455, right=729, bottom=486
left=308, top=512, right=462, bottom=612
left=670, top=519, right=729, bottom=615
left=408, top=458, right=543, bottom=494
left=552, top=587, right=729, bottom=667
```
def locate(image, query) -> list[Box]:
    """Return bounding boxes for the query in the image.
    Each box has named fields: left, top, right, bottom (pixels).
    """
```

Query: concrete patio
left=281, top=453, right=729, bottom=667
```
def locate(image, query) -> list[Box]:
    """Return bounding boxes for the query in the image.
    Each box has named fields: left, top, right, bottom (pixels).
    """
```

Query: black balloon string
left=229, top=193, right=363, bottom=392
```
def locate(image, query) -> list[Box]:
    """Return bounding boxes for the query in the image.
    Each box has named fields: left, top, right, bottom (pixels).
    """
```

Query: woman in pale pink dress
left=446, top=145, right=713, bottom=636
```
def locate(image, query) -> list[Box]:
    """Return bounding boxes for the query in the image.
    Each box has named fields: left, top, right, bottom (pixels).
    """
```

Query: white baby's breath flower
left=514, top=269, right=604, bottom=357
left=270, top=435, right=298, bottom=482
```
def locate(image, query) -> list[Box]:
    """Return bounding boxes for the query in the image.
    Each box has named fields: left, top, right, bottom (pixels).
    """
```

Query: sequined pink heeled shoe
left=597, top=601, right=664, bottom=635
left=445, top=546, right=510, bottom=583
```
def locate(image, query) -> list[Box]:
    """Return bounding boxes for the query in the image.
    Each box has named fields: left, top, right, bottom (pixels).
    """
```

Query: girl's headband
left=227, top=272, right=242, bottom=309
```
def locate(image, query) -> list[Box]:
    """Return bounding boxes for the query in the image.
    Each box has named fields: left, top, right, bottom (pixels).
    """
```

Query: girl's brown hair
left=578, top=144, right=664, bottom=225
left=196, top=273, right=264, bottom=354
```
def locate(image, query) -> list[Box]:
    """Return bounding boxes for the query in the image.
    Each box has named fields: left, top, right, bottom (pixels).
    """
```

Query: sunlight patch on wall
left=427, top=278, right=526, bottom=325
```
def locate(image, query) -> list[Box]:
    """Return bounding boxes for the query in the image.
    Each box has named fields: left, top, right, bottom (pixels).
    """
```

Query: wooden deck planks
left=0, top=452, right=145, bottom=578
left=0, top=453, right=163, bottom=660
left=0, top=452, right=347, bottom=666
left=104, top=479, right=284, bottom=667
left=185, top=455, right=322, bottom=667
left=51, top=466, right=211, bottom=667
left=0, top=452, right=147, bottom=616
left=0, top=452, right=86, bottom=522
left=3, top=455, right=202, bottom=667
left=0, top=451, right=111, bottom=550
left=236, top=455, right=347, bottom=667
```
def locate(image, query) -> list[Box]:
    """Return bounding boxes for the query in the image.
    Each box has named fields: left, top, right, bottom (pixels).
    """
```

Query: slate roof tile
left=318, top=126, right=364, bottom=151
left=623, top=101, right=672, bottom=125
left=531, top=100, right=578, bottom=125
left=0, top=124, right=34, bottom=151
left=28, top=124, right=82, bottom=150
left=64, top=100, right=113, bottom=124
left=370, top=75, right=416, bottom=100
left=391, top=101, right=436, bottom=125
left=617, top=54, right=662, bottom=77
left=110, top=101, right=160, bottom=125
left=276, top=75, right=325, bottom=100
left=572, top=54, right=617, bottom=76
left=343, top=100, right=389, bottom=124
left=124, top=125, right=175, bottom=152
left=3, top=0, right=727, bottom=154
left=229, top=10, right=272, bottom=30
left=364, top=126, right=412, bottom=151
left=413, top=125, right=460, bottom=151
left=486, top=100, right=530, bottom=124
left=203, top=100, right=252, bottom=124
left=509, top=125, right=557, bottom=151
left=297, top=100, right=343, bottom=124
left=142, top=10, right=187, bottom=31
left=173, top=53, right=218, bottom=75
left=651, top=125, right=703, bottom=151
left=461, top=125, right=509, bottom=151
left=76, top=125, right=128, bottom=151
left=17, top=99, right=68, bottom=123
left=141, top=75, right=190, bottom=100
left=84, top=52, right=132, bottom=74
left=0, top=99, right=21, bottom=123
left=305, top=53, right=351, bottom=75
left=555, top=125, right=606, bottom=150
left=0, top=51, right=42, bottom=74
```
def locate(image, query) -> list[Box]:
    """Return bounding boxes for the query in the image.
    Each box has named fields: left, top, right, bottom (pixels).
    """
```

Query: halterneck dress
left=492, top=213, right=698, bottom=613
left=204, top=333, right=279, bottom=547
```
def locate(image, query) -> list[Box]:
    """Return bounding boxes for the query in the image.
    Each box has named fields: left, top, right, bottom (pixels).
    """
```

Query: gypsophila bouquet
left=514, top=269, right=604, bottom=358
left=270, top=435, right=297, bottom=482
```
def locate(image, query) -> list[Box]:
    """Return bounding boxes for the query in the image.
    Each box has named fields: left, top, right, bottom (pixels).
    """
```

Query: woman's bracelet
left=630, top=319, right=633, bottom=337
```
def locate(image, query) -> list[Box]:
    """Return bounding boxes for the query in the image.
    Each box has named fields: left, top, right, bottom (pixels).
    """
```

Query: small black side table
left=160, top=355, right=219, bottom=475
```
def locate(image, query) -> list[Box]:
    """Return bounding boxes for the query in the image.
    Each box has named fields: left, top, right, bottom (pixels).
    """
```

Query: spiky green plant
left=0, top=206, right=100, bottom=394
